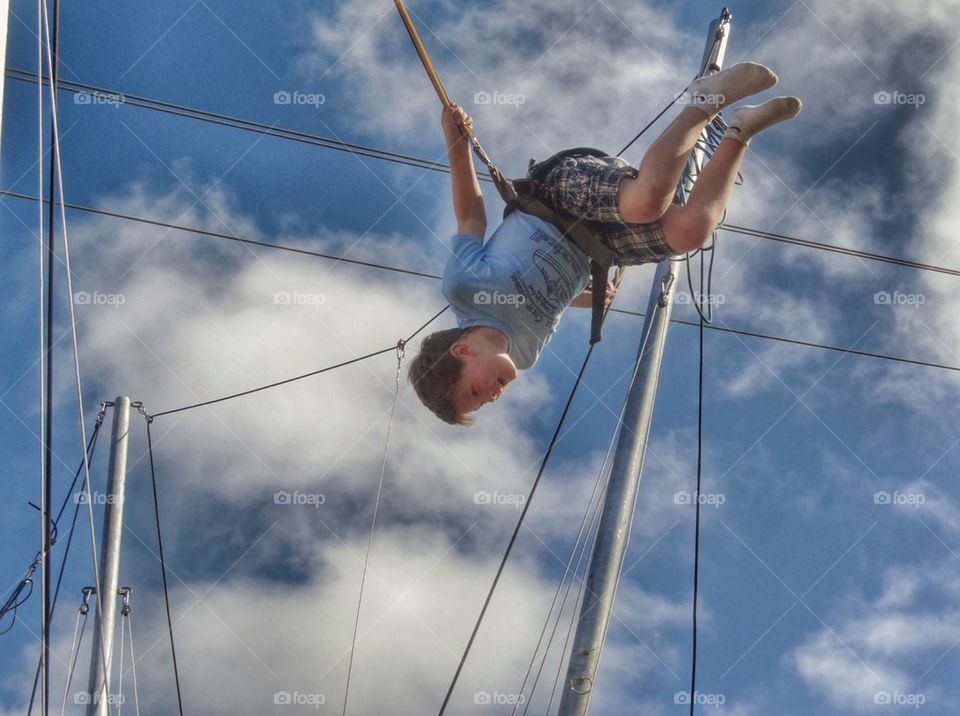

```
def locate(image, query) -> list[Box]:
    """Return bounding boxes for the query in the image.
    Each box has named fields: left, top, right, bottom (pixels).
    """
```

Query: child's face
left=449, top=338, right=517, bottom=416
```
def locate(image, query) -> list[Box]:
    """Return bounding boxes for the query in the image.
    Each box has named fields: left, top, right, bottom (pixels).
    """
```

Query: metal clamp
left=80, top=586, right=96, bottom=615
left=118, top=586, right=132, bottom=616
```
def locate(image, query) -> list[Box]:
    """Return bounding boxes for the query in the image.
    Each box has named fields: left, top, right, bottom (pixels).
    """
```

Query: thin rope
left=126, top=610, right=142, bottom=716
left=515, top=350, right=641, bottom=713
left=118, top=601, right=127, bottom=716
left=4, top=188, right=958, bottom=280
left=437, top=341, right=597, bottom=715
left=688, top=250, right=707, bottom=716
left=145, top=417, right=185, bottom=716
left=38, top=0, right=114, bottom=711
left=616, top=82, right=692, bottom=157
left=342, top=341, right=406, bottom=716
left=25, top=418, right=104, bottom=716
left=150, top=306, right=449, bottom=418
left=58, top=597, right=87, bottom=716
left=438, top=288, right=630, bottom=713
left=36, top=0, right=50, bottom=710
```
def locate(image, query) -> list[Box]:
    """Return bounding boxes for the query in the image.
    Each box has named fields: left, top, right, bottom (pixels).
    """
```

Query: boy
left=409, top=62, right=801, bottom=425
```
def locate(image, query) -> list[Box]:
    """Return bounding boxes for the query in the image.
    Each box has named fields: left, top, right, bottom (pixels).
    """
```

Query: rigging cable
left=149, top=306, right=449, bottom=418
left=23, top=409, right=105, bottom=716
left=437, top=285, right=639, bottom=713
left=514, top=332, right=652, bottom=713
left=3, top=192, right=955, bottom=373
left=58, top=588, right=92, bottom=716
left=688, top=244, right=708, bottom=716
left=144, top=414, right=185, bottom=716
left=342, top=340, right=407, bottom=716
left=3, top=186, right=956, bottom=279
left=37, top=2, right=115, bottom=712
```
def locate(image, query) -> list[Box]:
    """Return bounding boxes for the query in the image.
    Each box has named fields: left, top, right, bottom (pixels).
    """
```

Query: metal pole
left=85, top=396, right=131, bottom=716
left=557, top=11, right=731, bottom=715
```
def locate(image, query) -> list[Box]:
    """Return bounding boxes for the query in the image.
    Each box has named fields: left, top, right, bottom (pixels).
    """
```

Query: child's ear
left=449, top=342, right=471, bottom=358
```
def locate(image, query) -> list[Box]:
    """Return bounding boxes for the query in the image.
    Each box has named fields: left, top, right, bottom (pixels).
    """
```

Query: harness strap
left=506, top=147, right=619, bottom=343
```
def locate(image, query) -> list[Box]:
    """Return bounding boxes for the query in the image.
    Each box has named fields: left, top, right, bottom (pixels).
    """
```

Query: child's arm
left=569, top=280, right=617, bottom=308
left=442, top=104, right=486, bottom=238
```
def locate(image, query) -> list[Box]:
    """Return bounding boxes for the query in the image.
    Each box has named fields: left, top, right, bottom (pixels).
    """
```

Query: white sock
left=723, top=97, right=802, bottom=145
left=686, top=62, right=778, bottom=117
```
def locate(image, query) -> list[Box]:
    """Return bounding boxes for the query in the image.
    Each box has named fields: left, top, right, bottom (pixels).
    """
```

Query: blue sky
left=2, top=0, right=959, bottom=714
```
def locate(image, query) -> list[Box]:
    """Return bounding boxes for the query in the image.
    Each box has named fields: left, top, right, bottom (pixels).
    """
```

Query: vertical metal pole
left=85, top=396, right=131, bottom=716
left=557, top=11, right=731, bottom=715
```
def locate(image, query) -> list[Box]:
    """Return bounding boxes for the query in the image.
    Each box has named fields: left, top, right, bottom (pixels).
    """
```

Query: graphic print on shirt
left=511, top=229, right=582, bottom=324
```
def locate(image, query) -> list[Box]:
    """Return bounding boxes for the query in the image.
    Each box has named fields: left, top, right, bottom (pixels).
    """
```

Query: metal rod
left=39, top=0, right=60, bottom=711
left=557, top=10, right=731, bottom=715
left=85, top=396, right=131, bottom=716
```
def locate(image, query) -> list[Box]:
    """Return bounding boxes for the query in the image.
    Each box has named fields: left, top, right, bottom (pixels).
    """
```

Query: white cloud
left=790, top=561, right=959, bottom=712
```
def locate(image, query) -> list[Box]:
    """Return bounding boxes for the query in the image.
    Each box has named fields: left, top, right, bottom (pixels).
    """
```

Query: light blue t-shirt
left=442, top=211, right=590, bottom=369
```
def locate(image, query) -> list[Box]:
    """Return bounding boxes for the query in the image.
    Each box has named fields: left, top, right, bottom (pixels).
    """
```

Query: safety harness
left=500, top=147, right=619, bottom=345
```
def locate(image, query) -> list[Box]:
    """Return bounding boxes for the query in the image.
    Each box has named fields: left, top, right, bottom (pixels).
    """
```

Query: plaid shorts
left=531, top=153, right=681, bottom=265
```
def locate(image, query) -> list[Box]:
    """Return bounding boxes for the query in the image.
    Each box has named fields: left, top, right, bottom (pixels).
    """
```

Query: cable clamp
left=658, top=269, right=676, bottom=307
left=80, top=586, right=96, bottom=615
left=119, top=586, right=132, bottom=616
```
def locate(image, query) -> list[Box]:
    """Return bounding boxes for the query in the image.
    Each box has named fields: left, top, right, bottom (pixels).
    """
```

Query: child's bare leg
left=660, top=96, right=802, bottom=253
left=617, top=62, right=778, bottom=224
left=617, top=107, right=711, bottom=223
left=659, top=138, right=745, bottom=253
